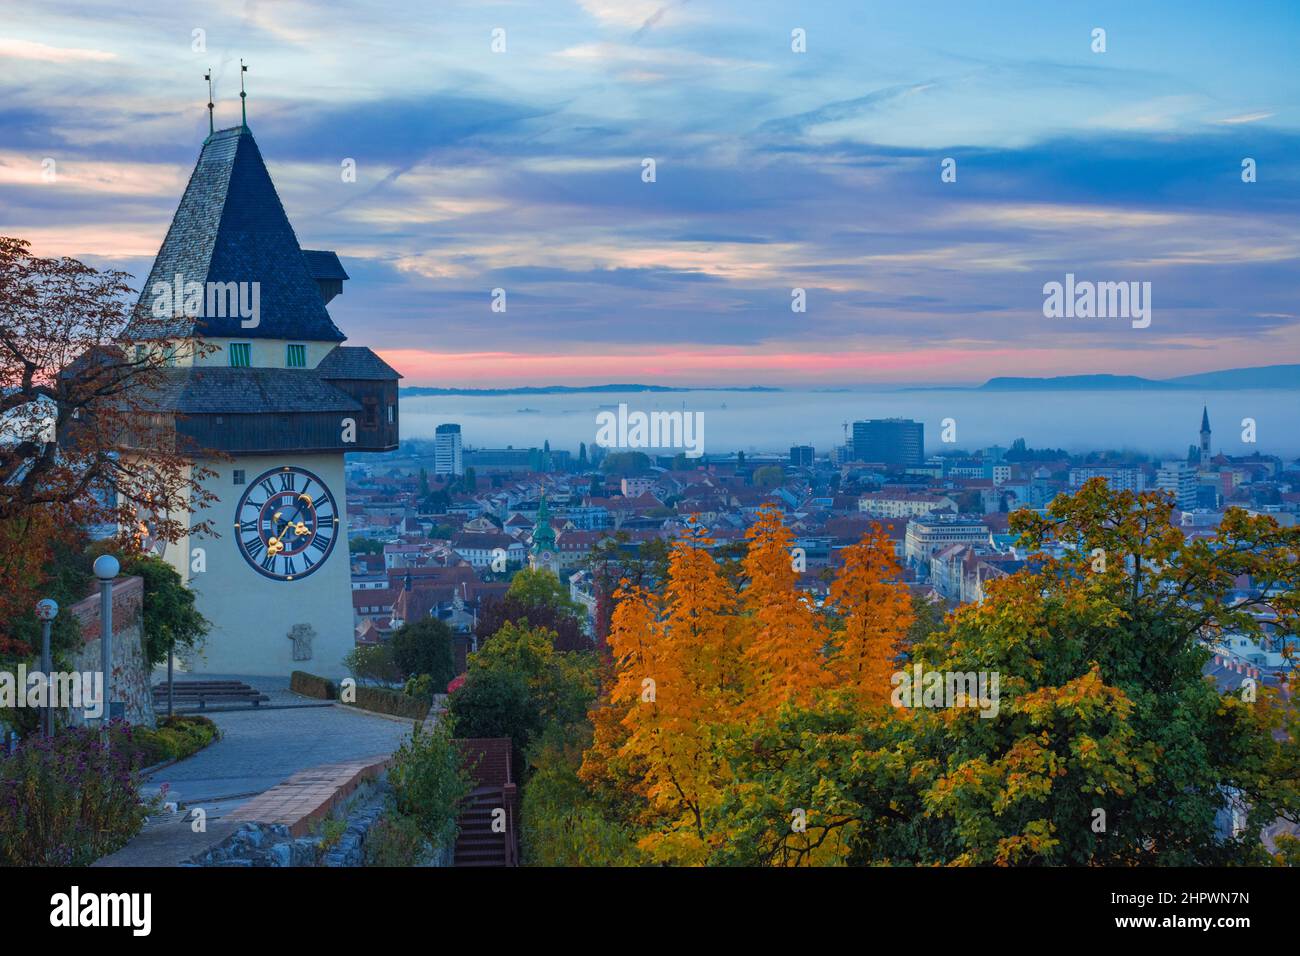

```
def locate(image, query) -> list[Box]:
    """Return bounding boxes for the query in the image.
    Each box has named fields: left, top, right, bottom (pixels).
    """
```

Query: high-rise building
left=1069, top=466, right=1145, bottom=493
left=434, top=423, right=463, bottom=476
left=852, top=419, right=924, bottom=469
left=1157, top=460, right=1197, bottom=511
left=789, top=444, right=814, bottom=467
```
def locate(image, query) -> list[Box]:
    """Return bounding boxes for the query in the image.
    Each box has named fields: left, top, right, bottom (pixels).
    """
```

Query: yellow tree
left=583, top=518, right=744, bottom=863
left=739, top=504, right=829, bottom=715
left=828, top=527, right=914, bottom=706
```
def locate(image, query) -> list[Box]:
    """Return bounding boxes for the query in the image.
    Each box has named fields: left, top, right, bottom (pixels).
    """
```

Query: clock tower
left=122, top=122, right=400, bottom=677
left=530, top=493, right=560, bottom=576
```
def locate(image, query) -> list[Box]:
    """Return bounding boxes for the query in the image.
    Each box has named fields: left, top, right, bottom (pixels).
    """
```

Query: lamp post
left=34, top=598, right=58, bottom=738
left=92, top=554, right=119, bottom=741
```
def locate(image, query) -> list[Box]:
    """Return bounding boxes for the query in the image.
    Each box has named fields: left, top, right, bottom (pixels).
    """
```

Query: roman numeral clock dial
left=233, top=466, right=339, bottom=581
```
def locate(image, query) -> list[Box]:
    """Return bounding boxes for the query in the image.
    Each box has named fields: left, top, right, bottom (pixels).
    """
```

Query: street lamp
left=34, top=598, right=58, bottom=737
left=92, top=554, right=119, bottom=740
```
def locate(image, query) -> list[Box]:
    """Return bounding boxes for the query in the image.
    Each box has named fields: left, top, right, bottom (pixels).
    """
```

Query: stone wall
left=66, top=576, right=156, bottom=728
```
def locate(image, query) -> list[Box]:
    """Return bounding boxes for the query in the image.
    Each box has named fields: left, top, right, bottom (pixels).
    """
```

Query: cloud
left=0, top=38, right=116, bottom=62
left=1215, top=111, right=1275, bottom=125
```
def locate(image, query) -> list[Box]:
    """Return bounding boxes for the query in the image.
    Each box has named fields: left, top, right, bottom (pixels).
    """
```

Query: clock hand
left=273, top=493, right=316, bottom=541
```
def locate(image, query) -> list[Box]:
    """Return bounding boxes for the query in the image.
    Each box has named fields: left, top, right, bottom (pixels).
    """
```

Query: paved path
left=95, top=675, right=418, bottom=866
left=148, top=702, right=415, bottom=805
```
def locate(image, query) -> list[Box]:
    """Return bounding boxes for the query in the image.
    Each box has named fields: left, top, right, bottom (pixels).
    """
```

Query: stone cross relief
left=287, top=623, right=316, bottom=661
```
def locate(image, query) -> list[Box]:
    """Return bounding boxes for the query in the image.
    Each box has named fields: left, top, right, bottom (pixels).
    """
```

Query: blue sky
left=2, top=0, right=1298, bottom=385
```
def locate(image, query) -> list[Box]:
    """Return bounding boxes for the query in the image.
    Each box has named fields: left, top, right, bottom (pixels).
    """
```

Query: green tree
left=600, top=452, right=650, bottom=477
left=447, top=621, right=598, bottom=781
left=389, top=617, right=456, bottom=685
left=506, top=567, right=583, bottom=616
left=521, top=722, right=643, bottom=866
left=389, top=721, right=473, bottom=854
left=120, top=554, right=210, bottom=667
left=753, top=465, right=784, bottom=488
left=705, top=481, right=1300, bottom=866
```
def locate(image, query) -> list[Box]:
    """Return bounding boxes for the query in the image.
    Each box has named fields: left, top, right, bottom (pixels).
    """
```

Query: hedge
left=347, top=686, right=431, bottom=721
left=291, top=670, right=337, bottom=700
left=130, top=715, right=220, bottom=766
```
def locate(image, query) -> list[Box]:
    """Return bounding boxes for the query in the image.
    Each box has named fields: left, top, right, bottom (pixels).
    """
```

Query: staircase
left=451, top=738, right=519, bottom=867
left=453, top=785, right=515, bottom=867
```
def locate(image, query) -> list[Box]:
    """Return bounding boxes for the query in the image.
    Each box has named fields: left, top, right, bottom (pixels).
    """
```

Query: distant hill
left=400, top=384, right=782, bottom=397
left=1164, top=365, right=1300, bottom=389
left=980, top=374, right=1163, bottom=390
left=979, top=365, right=1300, bottom=391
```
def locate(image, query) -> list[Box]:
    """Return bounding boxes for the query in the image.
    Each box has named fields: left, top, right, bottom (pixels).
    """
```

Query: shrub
left=403, top=673, right=435, bottom=701
left=344, top=643, right=402, bottom=685
left=127, top=715, right=219, bottom=766
left=389, top=618, right=455, bottom=685
left=291, top=670, right=337, bottom=700
left=389, top=722, right=472, bottom=853
left=317, top=817, right=348, bottom=852
left=349, top=686, right=431, bottom=720
left=365, top=810, right=433, bottom=866
left=0, top=722, right=152, bottom=865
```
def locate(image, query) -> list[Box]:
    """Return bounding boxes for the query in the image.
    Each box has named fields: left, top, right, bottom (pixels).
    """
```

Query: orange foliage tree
left=582, top=505, right=914, bottom=863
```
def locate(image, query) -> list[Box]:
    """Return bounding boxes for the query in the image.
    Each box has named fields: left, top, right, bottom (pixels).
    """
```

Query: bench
left=152, top=680, right=270, bottom=710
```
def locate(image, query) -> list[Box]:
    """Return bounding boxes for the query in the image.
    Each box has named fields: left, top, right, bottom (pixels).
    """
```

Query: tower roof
left=1201, top=405, right=1211, bottom=432
left=126, top=126, right=346, bottom=343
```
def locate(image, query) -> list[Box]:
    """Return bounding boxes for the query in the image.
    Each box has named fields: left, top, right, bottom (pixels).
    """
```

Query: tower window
left=286, top=343, right=307, bottom=368
left=233, top=469, right=246, bottom=485
left=229, top=342, right=252, bottom=367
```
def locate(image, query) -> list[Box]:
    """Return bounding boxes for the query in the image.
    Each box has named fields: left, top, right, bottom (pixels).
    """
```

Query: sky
left=2, top=0, right=1298, bottom=387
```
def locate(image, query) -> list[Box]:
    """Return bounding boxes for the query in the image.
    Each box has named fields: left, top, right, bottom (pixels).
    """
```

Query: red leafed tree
left=0, top=236, right=216, bottom=652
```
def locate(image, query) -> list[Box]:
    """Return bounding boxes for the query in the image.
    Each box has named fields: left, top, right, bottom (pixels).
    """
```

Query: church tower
left=1199, top=406, right=1212, bottom=468
left=122, top=121, right=400, bottom=677
left=530, top=493, right=560, bottom=576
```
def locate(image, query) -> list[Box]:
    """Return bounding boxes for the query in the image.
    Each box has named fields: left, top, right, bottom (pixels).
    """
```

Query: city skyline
left=2, top=1, right=1298, bottom=387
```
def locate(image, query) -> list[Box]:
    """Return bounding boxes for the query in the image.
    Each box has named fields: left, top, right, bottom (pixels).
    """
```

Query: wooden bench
left=152, top=680, right=270, bottom=710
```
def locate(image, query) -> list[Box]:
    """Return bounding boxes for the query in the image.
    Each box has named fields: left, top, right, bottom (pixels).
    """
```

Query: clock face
left=233, top=466, right=339, bottom=581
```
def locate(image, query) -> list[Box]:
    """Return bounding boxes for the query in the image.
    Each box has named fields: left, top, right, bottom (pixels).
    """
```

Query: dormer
left=302, top=249, right=349, bottom=305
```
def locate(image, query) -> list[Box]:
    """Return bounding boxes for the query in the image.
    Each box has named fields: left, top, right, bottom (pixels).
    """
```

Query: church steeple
left=1199, top=406, right=1212, bottom=468
left=530, top=491, right=559, bottom=575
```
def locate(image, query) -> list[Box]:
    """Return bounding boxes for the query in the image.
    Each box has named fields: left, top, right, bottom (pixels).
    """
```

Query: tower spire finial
left=204, top=68, right=214, bottom=135
left=240, top=58, right=248, bottom=127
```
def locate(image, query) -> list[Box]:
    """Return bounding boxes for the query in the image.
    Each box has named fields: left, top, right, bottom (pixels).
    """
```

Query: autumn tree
left=582, top=519, right=745, bottom=863
left=738, top=505, right=827, bottom=714
left=0, top=237, right=215, bottom=646
left=705, top=482, right=1300, bottom=866
left=827, top=526, right=913, bottom=706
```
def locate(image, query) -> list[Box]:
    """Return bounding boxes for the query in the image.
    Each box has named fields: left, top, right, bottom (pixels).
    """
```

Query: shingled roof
left=126, top=126, right=346, bottom=343
left=148, top=366, right=362, bottom=414
left=317, top=346, right=401, bottom=380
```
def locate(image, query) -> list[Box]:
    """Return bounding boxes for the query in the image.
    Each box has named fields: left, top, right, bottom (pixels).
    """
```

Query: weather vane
left=240, top=58, right=249, bottom=127
left=204, top=68, right=214, bottom=135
